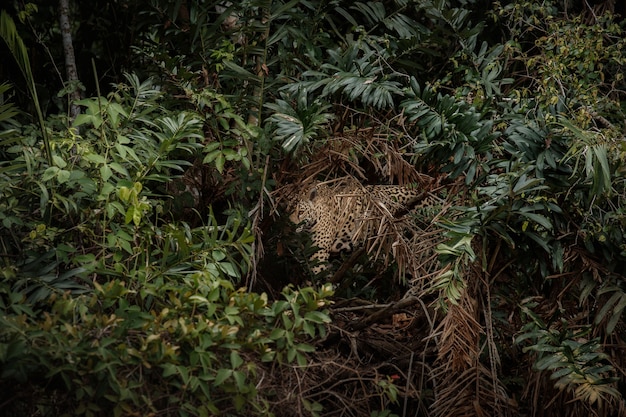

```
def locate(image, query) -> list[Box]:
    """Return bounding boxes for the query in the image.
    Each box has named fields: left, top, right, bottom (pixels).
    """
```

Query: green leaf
left=269, top=328, right=285, bottom=340
left=100, top=164, right=113, bottom=181
left=118, top=186, right=132, bottom=204
left=230, top=351, right=243, bottom=369
left=607, top=294, right=626, bottom=334
left=132, top=206, right=142, bottom=226
left=124, top=206, right=135, bottom=225
left=162, top=363, right=178, bottom=378
left=518, top=211, right=552, bottom=230
left=550, top=366, right=574, bottom=379
left=232, top=370, right=247, bottom=391
left=296, top=352, right=307, bottom=367
left=214, top=368, right=232, bottom=386
left=233, top=393, right=246, bottom=411
left=287, top=347, right=297, bottom=363
left=177, top=366, right=190, bottom=385
left=42, top=166, right=59, bottom=181
left=109, top=162, right=129, bottom=177
left=296, top=343, right=315, bottom=353
left=302, top=321, right=315, bottom=338
left=215, top=154, right=225, bottom=174
left=73, top=113, right=97, bottom=127
left=304, top=311, right=331, bottom=324
left=52, top=155, right=67, bottom=168
left=595, top=291, right=623, bottom=332
left=84, top=153, right=107, bottom=164
left=535, top=353, right=565, bottom=371
left=57, top=169, right=71, bottom=184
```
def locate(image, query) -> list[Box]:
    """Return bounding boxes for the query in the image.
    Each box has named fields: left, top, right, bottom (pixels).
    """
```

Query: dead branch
left=349, top=296, right=421, bottom=331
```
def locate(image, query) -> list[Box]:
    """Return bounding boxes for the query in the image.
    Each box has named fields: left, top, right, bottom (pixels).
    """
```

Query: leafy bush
left=0, top=69, right=335, bottom=415
left=3, top=1, right=626, bottom=416
left=1, top=276, right=332, bottom=416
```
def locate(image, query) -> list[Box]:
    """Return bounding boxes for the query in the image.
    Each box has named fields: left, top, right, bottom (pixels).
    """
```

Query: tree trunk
left=58, top=0, right=81, bottom=121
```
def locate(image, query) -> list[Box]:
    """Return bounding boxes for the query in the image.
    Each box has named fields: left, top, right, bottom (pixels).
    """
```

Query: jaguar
left=289, top=181, right=426, bottom=274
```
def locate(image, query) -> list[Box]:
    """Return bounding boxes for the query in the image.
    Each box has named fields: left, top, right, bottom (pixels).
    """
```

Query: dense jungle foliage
left=1, top=0, right=626, bottom=416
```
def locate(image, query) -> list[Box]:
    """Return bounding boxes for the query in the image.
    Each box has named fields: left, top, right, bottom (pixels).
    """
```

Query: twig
left=333, top=303, right=392, bottom=313
left=350, top=296, right=420, bottom=331
left=331, top=247, right=365, bottom=284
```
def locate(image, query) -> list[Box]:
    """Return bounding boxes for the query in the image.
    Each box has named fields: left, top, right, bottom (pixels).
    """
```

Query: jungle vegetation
left=1, top=0, right=625, bottom=416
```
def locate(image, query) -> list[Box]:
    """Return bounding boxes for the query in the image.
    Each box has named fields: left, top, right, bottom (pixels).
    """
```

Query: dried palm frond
left=430, top=277, right=513, bottom=417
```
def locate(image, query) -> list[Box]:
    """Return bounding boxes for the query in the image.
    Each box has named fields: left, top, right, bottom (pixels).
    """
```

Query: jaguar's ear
left=308, top=187, right=317, bottom=201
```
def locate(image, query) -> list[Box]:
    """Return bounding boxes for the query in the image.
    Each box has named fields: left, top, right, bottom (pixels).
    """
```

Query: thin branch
left=349, top=296, right=420, bottom=331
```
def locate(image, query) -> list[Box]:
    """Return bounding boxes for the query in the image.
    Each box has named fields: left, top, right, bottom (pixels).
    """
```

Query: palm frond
left=266, top=89, right=334, bottom=153
left=283, top=43, right=403, bottom=109
left=431, top=282, right=513, bottom=417
left=401, top=78, right=498, bottom=183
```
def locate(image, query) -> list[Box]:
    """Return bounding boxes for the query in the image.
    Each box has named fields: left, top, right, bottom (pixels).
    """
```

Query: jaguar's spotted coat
left=289, top=181, right=426, bottom=274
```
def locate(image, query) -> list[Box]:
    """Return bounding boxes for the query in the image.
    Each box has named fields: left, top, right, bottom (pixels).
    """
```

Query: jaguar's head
left=289, top=187, right=319, bottom=232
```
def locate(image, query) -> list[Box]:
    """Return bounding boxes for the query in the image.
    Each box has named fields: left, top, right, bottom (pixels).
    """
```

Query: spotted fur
left=290, top=182, right=425, bottom=274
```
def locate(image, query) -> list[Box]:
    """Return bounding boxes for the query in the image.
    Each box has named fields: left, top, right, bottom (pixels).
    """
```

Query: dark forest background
left=1, top=1, right=626, bottom=416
